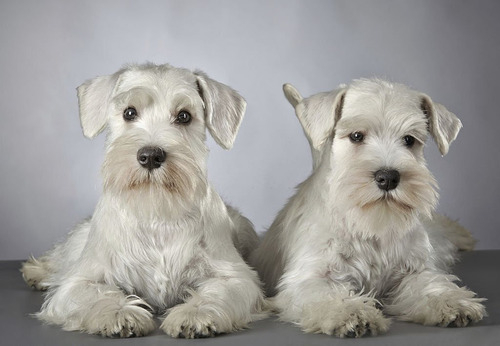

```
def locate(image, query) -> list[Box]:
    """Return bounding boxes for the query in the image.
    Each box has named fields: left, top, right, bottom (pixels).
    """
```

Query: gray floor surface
left=1, top=250, right=499, bottom=346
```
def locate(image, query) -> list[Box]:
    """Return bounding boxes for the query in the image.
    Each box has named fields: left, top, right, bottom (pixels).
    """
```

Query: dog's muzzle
left=137, top=146, right=166, bottom=170
left=374, top=169, right=400, bottom=191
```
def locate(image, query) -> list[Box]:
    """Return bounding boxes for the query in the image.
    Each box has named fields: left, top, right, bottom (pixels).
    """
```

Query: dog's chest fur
left=99, top=211, right=211, bottom=312
left=322, top=225, right=429, bottom=296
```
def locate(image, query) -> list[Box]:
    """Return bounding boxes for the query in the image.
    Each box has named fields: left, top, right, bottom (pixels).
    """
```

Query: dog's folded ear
left=194, top=71, right=246, bottom=150
left=284, top=83, right=346, bottom=152
left=77, top=72, right=121, bottom=139
left=420, top=95, right=462, bottom=156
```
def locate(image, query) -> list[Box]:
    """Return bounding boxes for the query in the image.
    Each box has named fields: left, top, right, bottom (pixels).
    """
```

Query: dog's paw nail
left=447, top=320, right=458, bottom=328
left=345, top=330, right=356, bottom=338
left=194, top=332, right=210, bottom=338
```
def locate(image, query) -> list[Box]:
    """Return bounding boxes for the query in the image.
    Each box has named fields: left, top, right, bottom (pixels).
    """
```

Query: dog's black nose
left=137, top=146, right=166, bottom=170
left=374, top=169, right=400, bottom=191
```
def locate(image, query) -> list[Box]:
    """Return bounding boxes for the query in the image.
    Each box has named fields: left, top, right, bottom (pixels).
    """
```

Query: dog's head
left=77, top=63, right=246, bottom=216
left=284, top=79, right=462, bottom=236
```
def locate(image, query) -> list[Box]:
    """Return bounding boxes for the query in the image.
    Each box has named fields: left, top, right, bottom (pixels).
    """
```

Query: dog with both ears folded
left=21, top=63, right=266, bottom=338
left=251, top=78, right=486, bottom=337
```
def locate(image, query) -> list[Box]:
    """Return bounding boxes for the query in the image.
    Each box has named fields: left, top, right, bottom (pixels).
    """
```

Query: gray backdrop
left=1, top=0, right=499, bottom=260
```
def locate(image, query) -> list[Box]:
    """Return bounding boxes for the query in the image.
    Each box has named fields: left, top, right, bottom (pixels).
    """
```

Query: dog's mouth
left=361, top=193, right=414, bottom=213
left=126, top=160, right=199, bottom=195
left=127, top=170, right=179, bottom=192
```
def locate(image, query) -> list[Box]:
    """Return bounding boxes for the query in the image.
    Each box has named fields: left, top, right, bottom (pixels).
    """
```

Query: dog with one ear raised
left=251, top=78, right=485, bottom=337
left=21, top=63, right=265, bottom=338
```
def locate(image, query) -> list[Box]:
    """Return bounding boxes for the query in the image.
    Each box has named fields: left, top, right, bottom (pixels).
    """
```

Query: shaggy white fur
left=251, top=78, right=486, bottom=337
left=21, top=63, right=266, bottom=338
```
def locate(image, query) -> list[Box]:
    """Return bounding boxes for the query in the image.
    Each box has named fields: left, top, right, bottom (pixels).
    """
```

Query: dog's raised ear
left=283, top=83, right=303, bottom=108
left=420, top=95, right=462, bottom=156
left=194, top=71, right=246, bottom=150
left=77, top=72, right=121, bottom=139
left=283, top=83, right=346, bottom=151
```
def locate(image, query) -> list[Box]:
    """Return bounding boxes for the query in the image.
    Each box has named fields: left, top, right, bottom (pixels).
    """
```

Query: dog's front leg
left=274, top=269, right=391, bottom=338
left=384, top=269, right=486, bottom=327
left=161, top=263, right=264, bottom=338
left=38, top=276, right=155, bottom=337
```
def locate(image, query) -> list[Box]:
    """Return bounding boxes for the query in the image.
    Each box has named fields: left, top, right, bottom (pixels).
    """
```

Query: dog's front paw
left=21, top=257, right=50, bottom=291
left=301, top=297, right=390, bottom=338
left=82, top=296, right=155, bottom=337
left=422, top=291, right=486, bottom=327
left=161, top=303, right=235, bottom=338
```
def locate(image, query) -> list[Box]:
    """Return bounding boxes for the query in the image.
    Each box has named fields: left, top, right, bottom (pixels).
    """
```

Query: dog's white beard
left=329, top=163, right=439, bottom=238
left=101, top=136, right=208, bottom=220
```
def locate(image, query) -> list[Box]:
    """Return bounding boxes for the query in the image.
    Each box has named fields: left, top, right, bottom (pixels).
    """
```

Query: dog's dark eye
left=349, top=132, right=364, bottom=143
left=176, top=111, right=192, bottom=125
left=123, top=107, right=138, bottom=121
left=403, top=135, right=416, bottom=147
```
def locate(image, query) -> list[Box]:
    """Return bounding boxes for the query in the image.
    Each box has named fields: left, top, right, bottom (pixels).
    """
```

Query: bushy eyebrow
left=112, top=87, right=155, bottom=109
left=335, top=114, right=375, bottom=136
left=171, top=91, right=200, bottom=113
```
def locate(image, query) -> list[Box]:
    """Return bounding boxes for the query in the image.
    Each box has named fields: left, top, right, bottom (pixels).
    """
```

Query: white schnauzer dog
left=21, top=63, right=266, bottom=338
left=251, top=78, right=486, bottom=337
